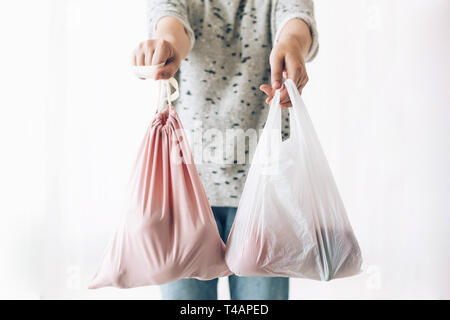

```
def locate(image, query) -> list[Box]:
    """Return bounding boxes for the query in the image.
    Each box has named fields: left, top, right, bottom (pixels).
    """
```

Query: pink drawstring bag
left=89, top=74, right=230, bottom=289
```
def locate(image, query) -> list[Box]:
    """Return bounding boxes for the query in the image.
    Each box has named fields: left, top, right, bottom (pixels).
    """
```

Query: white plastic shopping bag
left=225, top=79, right=362, bottom=280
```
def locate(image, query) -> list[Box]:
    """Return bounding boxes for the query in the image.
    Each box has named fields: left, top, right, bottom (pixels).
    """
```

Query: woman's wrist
left=277, top=35, right=307, bottom=60
left=276, top=19, right=312, bottom=60
left=155, top=16, right=191, bottom=60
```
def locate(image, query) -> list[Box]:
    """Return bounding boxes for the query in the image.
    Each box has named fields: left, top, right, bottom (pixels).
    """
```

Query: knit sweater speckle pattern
left=147, top=0, right=318, bottom=207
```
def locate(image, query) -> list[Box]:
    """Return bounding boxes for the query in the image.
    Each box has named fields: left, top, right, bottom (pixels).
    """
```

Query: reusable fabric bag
left=89, top=74, right=230, bottom=289
left=225, top=79, right=362, bottom=281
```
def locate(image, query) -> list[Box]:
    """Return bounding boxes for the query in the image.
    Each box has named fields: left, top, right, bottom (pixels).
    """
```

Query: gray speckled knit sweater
left=147, top=0, right=318, bottom=207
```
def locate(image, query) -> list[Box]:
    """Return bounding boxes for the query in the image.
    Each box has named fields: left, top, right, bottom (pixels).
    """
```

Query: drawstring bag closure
left=133, top=64, right=179, bottom=111
left=155, top=77, right=179, bottom=111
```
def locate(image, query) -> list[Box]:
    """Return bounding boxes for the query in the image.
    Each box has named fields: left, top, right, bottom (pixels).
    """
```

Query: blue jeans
left=160, top=206, right=289, bottom=300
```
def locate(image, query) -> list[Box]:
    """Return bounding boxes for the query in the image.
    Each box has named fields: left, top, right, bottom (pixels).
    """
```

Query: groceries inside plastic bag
left=225, top=79, right=362, bottom=280
left=89, top=73, right=230, bottom=289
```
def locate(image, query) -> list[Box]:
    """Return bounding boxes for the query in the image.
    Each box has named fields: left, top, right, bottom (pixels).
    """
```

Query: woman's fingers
left=131, top=51, right=137, bottom=66
left=256, top=49, right=310, bottom=107
left=132, top=40, right=155, bottom=71
left=151, top=39, right=171, bottom=65
left=280, top=102, right=292, bottom=108
left=132, top=40, right=170, bottom=67
left=259, top=84, right=273, bottom=97
left=279, top=54, right=307, bottom=103
left=135, top=48, right=146, bottom=66
left=285, top=54, right=304, bottom=88
left=260, top=83, right=295, bottom=106
left=155, top=61, right=179, bottom=80
left=277, top=78, right=307, bottom=105
left=279, top=86, right=289, bottom=104
left=263, top=79, right=304, bottom=107
left=144, top=47, right=153, bottom=66
left=152, top=40, right=179, bottom=80
left=260, top=84, right=275, bottom=104
left=132, top=39, right=180, bottom=80
left=298, top=73, right=309, bottom=94
left=269, top=51, right=283, bottom=90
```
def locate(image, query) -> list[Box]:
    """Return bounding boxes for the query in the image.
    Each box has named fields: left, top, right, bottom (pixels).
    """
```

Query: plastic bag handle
left=133, top=64, right=180, bottom=111
left=265, top=79, right=306, bottom=142
left=257, top=79, right=300, bottom=158
left=284, top=78, right=331, bottom=178
left=264, top=89, right=282, bottom=135
left=260, top=86, right=282, bottom=144
left=252, top=88, right=282, bottom=168
left=283, top=78, right=312, bottom=141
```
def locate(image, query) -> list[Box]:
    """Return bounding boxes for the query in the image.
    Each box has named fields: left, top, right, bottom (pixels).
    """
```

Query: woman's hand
left=260, top=39, right=308, bottom=108
left=132, top=16, right=191, bottom=80
left=133, top=39, right=180, bottom=80
left=260, top=19, right=312, bottom=108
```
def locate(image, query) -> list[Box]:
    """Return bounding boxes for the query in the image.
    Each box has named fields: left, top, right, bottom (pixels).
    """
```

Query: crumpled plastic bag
left=225, top=79, right=362, bottom=281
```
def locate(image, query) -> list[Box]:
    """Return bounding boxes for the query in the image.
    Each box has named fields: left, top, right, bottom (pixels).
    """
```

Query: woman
left=133, top=0, right=319, bottom=300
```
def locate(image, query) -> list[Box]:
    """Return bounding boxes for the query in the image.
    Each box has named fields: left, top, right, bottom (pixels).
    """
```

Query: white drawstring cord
left=133, top=65, right=180, bottom=111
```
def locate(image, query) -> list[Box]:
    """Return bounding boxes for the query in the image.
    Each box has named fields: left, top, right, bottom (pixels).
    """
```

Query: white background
left=0, top=0, right=448, bottom=299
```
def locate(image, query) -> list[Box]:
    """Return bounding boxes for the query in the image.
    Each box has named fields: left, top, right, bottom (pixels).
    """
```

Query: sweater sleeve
left=271, top=0, right=319, bottom=62
left=146, top=0, right=195, bottom=51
